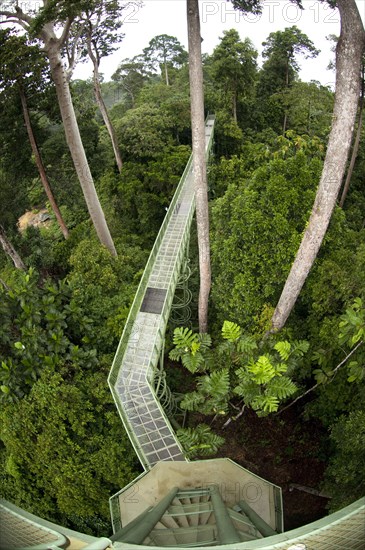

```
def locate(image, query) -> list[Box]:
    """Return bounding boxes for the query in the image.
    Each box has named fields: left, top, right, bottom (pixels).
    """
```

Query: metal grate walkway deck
left=108, top=116, right=215, bottom=470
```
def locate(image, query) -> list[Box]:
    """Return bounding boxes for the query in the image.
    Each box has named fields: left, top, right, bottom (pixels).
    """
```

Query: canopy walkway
left=1, top=114, right=364, bottom=550
left=108, top=116, right=215, bottom=470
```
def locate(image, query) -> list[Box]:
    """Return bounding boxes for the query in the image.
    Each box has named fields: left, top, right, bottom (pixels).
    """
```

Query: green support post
left=110, top=507, right=153, bottom=542
left=114, top=487, right=179, bottom=545
left=209, top=486, right=242, bottom=545
left=238, top=500, right=277, bottom=537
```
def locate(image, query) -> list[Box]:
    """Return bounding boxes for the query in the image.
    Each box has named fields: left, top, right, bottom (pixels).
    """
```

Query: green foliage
left=170, top=323, right=307, bottom=417
left=222, top=320, right=242, bottom=342
left=102, top=145, right=191, bottom=243
left=170, top=328, right=212, bottom=373
left=234, top=337, right=305, bottom=414
left=115, top=103, right=174, bottom=160
left=339, top=298, right=365, bottom=348
left=142, top=34, right=188, bottom=85
left=280, top=82, right=334, bottom=137
left=323, top=410, right=365, bottom=511
left=0, top=368, right=137, bottom=533
left=0, top=263, right=139, bottom=532
left=254, top=26, right=320, bottom=131
left=207, top=30, right=257, bottom=122
left=0, top=268, right=96, bottom=402
left=262, top=26, right=319, bottom=74
left=211, top=152, right=321, bottom=331
left=67, top=237, right=147, bottom=351
left=176, top=424, right=225, bottom=458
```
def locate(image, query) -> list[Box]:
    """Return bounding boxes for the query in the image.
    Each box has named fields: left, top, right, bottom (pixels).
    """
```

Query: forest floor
left=213, top=406, right=330, bottom=531
left=167, top=360, right=330, bottom=531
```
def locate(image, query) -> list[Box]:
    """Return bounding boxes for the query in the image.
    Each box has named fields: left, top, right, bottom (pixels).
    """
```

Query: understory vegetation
left=0, top=19, right=364, bottom=535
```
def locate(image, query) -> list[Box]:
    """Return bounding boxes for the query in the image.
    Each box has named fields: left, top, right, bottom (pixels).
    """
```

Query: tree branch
left=59, top=16, right=73, bottom=48
left=0, top=277, right=10, bottom=292
left=276, top=340, right=364, bottom=416
left=65, top=20, right=87, bottom=80
left=0, top=7, right=31, bottom=29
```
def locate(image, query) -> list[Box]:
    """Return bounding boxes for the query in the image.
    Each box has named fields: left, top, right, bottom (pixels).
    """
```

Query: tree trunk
left=43, top=27, right=117, bottom=256
left=339, top=67, right=364, bottom=207
left=282, top=110, right=288, bottom=135
left=232, top=89, right=237, bottom=123
left=187, top=0, right=211, bottom=333
left=87, top=40, right=123, bottom=173
left=270, top=0, right=365, bottom=332
left=19, top=88, right=70, bottom=240
left=0, top=224, right=25, bottom=270
left=164, top=55, right=170, bottom=86
left=282, top=58, right=290, bottom=134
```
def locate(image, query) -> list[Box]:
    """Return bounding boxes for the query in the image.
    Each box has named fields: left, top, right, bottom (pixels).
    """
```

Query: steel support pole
left=114, top=487, right=179, bottom=544
left=209, top=485, right=241, bottom=544
left=238, top=500, right=277, bottom=537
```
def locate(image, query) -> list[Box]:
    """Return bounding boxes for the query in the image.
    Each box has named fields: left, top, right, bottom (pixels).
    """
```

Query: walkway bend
left=108, top=116, right=215, bottom=470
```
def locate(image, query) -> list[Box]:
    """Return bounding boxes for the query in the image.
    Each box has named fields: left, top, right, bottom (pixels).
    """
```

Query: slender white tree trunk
left=42, top=26, right=117, bottom=256
left=164, top=57, right=170, bottom=86
left=232, top=89, right=237, bottom=123
left=339, top=70, right=364, bottom=207
left=187, top=0, right=211, bottom=333
left=19, top=88, right=70, bottom=240
left=87, top=40, right=123, bottom=173
left=271, top=0, right=365, bottom=332
left=0, top=224, right=25, bottom=270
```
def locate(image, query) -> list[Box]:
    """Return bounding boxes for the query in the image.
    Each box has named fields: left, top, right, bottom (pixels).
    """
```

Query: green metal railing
left=108, top=116, right=215, bottom=471
left=108, top=115, right=215, bottom=386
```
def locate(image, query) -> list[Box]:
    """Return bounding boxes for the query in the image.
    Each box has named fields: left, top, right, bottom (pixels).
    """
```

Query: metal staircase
left=113, top=486, right=274, bottom=547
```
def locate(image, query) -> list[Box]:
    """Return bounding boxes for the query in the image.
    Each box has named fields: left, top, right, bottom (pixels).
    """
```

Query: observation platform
left=1, top=497, right=364, bottom=549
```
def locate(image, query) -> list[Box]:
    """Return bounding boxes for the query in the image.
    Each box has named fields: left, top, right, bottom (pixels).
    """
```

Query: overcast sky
left=74, top=0, right=365, bottom=87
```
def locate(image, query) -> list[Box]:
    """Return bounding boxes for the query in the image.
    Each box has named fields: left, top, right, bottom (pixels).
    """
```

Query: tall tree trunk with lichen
left=19, top=88, right=70, bottom=239
left=187, top=0, right=211, bottom=333
left=86, top=36, right=123, bottom=174
left=271, top=0, right=365, bottom=332
left=0, top=224, right=25, bottom=270
left=339, top=63, right=364, bottom=207
left=42, top=25, right=117, bottom=256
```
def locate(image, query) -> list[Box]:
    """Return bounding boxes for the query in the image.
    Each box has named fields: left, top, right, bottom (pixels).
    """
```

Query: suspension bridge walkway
left=108, top=115, right=215, bottom=471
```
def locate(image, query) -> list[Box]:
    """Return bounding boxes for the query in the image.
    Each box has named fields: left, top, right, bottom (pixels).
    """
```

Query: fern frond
left=181, top=350, right=205, bottom=373
left=180, top=391, right=205, bottom=411
left=291, top=339, right=310, bottom=357
left=274, top=341, right=291, bottom=361
left=198, top=333, right=212, bottom=350
left=247, top=355, right=276, bottom=384
left=177, top=424, right=225, bottom=458
left=169, top=347, right=183, bottom=362
left=237, top=335, right=258, bottom=355
left=198, top=368, right=230, bottom=399
left=252, top=394, right=279, bottom=413
left=273, top=362, right=288, bottom=376
left=222, top=320, right=242, bottom=342
left=173, top=327, right=199, bottom=349
left=266, top=377, right=297, bottom=399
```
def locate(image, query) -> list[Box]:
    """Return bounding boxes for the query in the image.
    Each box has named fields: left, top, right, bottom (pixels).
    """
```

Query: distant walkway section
left=108, top=116, right=215, bottom=470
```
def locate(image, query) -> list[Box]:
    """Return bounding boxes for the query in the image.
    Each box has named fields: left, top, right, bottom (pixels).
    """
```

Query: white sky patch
left=73, top=0, right=364, bottom=86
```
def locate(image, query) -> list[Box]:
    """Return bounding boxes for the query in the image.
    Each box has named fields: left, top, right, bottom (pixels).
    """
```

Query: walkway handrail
left=108, top=115, right=215, bottom=389
left=108, top=116, right=215, bottom=474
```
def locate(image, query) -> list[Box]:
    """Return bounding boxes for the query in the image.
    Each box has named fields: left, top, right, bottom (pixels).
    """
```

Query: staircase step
left=150, top=525, right=217, bottom=547
left=156, top=515, right=180, bottom=529
left=176, top=489, right=210, bottom=498
left=168, top=503, right=213, bottom=515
